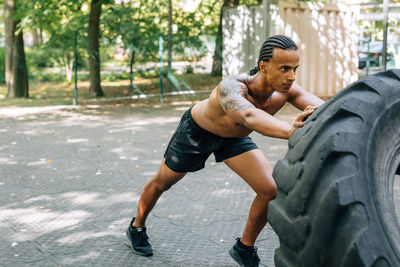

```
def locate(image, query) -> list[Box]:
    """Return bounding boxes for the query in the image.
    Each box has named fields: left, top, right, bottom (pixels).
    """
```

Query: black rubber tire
left=269, top=69, right=400, bottom=267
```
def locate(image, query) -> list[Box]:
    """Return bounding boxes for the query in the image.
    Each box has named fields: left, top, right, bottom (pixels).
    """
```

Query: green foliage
left=136, top=67, right=163, bottom=79
left=10, top=0, right=269, bottom=84
left=10, top=0, right=225, bottom=82
left=359, top=2, right=400, bottom=42
left=185, top=65, right=194, bottom=74
left=239, top=0, right=260, bottom=4
left=26, top=47, right=54, bottom=68
left=100, top=0, right=222, bottom=62
left=101, top=71, right=130, bottom=82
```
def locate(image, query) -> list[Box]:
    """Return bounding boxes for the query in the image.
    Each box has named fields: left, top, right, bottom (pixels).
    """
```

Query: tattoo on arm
left=219, top=80, right=255, bottom=112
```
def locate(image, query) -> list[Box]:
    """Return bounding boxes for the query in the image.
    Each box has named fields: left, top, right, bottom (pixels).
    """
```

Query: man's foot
left=229, top=237, right=260, bottom=267
left=126, top=217, right=153, bottom=256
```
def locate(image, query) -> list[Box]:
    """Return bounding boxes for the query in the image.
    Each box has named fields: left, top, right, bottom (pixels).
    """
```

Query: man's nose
left=287, top=70, right=296, bottom=81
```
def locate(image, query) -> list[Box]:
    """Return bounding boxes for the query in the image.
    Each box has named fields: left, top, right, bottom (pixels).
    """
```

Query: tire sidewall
left=369, top=102, right=400, bottom=261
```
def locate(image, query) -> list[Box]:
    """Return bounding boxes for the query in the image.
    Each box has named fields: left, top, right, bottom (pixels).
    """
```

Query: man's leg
left=224, top=149, right=277, bottom=246
left=133, top=158, right=186, bottom=227
left=127, top=158, right=186, bottom=256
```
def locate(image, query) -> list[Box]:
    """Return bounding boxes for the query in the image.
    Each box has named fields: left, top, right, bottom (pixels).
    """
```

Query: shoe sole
left=126, top=228, right=153, bottom=256
left=229, top=247, right=244, bottom=266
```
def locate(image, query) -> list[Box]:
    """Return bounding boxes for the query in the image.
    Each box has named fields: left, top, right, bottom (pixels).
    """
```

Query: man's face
left=261, top=48, right=300, bottom=93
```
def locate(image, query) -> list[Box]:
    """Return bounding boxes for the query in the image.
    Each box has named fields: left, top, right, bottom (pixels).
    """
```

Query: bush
left=136, top=68, right=162, bottom=79
left=28, top=68, right=65, bottom=82
left=26, top=47, right=54, bottom=68
left=185, top=65, right=194, bottom=74
left=102, top=71, right=130, bottom=82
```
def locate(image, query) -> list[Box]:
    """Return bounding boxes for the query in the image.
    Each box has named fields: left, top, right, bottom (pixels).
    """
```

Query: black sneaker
left=126, top=217, right=153, bottom=256
left=229, top=237, right=260, bottom=267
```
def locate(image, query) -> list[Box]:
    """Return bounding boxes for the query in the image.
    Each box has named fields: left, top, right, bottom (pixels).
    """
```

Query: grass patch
left=0, top=73, right=222, bottom=108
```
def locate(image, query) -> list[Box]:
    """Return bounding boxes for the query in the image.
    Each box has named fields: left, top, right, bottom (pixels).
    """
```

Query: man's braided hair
left=249, top=35, right=298, bottom=75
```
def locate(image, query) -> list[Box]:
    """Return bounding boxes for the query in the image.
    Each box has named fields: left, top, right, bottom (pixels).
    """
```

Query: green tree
left=88, top=0, right=105, bottom=97
left=14, top=0, right=252, bottom=93
left=4, top=0, right=29, bottom=98
left=101, top=0, right=220, bottom=66
left=101, top=0, right=165, bottom=62
left=20, top=0, right=88, bottom=83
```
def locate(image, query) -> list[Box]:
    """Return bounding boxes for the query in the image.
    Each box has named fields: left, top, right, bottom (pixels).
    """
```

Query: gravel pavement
left=0, top=102, right=298, bottom=266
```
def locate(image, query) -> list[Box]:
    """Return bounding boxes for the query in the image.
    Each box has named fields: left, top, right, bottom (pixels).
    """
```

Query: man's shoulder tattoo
left=219, top=82, right=254, bottom=112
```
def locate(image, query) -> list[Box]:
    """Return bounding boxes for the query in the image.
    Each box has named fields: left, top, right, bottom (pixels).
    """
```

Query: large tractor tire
left=269, top=69, right=400, bottom=267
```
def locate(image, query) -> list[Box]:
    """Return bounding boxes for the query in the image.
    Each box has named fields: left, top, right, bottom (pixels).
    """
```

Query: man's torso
left=191, top=81, right=290, bottom=138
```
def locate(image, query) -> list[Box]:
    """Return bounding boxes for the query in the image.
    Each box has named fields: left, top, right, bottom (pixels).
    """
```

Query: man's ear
left=259, top=61, right=268, bottom=73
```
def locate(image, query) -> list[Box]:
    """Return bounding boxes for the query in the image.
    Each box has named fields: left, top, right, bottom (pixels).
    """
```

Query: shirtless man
left=126, top=35, right=324, bottom=267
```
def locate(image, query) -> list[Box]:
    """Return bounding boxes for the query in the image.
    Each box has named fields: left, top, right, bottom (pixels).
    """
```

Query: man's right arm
left=218, top=78, right=313, bottom=139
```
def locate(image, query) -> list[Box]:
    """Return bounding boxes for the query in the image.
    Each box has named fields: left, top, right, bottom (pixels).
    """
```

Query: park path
left=0, top=102, right=297, bottom=266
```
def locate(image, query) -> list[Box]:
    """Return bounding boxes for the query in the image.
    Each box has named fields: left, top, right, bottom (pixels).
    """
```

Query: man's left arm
left=288, top=83, right=325, bottom=111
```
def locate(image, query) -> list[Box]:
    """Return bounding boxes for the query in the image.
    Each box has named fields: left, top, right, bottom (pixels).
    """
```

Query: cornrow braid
left=249, top=35, right=298, bottom=75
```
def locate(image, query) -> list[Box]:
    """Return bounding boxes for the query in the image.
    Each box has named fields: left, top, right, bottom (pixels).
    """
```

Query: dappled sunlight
left=0, top=189, right=141, bottom=248
left=223, top=5, right=264, bottom=76
left=278, top=2, right=359, bottom=97
left=103, top=192, right=140, bottom=204
left=211, top=188, right=236, bottom=196
left=57, top=113, right=107, bottom=126
left=20, top=191, right=140, bottom=209
left=0, top=106, right=77, bottom=117
left=61, top=192, right=139, bottom=207
left=107, top=126, right=143, bottom=134
left=142, top=158, right=164, bottom=165
left=105, top=116, right=180, bottom=136
left=57, top=230, right=113, bottom=245
left=28, top=191, right=141, bottom=207
left=140, top=171, right=157, bottom=177
left=23, top=195, right=53, bottom=204
left=129, top=116, right=180, bottom=126
left=0, top=157, right=18, bottom=165
left=110, top=147, right=125, bottom=155
left=0, top=207, right=91, bottom=240
left=61, top=251, right=101, bottom=265
left=0, top=102, right=290, bottom=265
left=66, top=138, right=90, bottom=143
left=26, top=159, right=52, bottom=166
left=17, top=129, right=41, bottom=136
left=61, top=192, right=103, bottom=205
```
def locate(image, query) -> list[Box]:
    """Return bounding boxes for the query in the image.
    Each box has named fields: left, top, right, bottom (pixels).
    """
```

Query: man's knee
left=150, top=172, right=184, bottom=193
left=259, top=179, right=277, bottom=202
left=149, top=178, right=172, bottom=193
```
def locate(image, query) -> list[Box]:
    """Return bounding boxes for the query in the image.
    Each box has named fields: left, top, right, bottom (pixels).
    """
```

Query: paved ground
left=0, top=101, right=299, bottom=267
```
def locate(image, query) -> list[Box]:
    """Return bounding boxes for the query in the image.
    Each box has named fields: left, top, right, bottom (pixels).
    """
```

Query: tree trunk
left=31, top=28, right=43, bottom=46
left=4, top=0, right=29, bottom=98
left=211, top=0, right=239, bottom=76
left=32, top=29, right=40, bottom=46
left=39, top=28, right=44, bottom=44
left=64, top=52, right=73, bottom=83
left=88, top=0, right=105, bottom=97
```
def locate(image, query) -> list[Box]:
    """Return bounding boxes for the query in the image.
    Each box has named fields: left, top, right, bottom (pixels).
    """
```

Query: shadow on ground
left=0, top=102, right=298, bottom=266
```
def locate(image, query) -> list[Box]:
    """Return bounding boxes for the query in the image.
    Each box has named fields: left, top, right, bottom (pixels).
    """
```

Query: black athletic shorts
left=164, top=107, right=258, bottom=172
